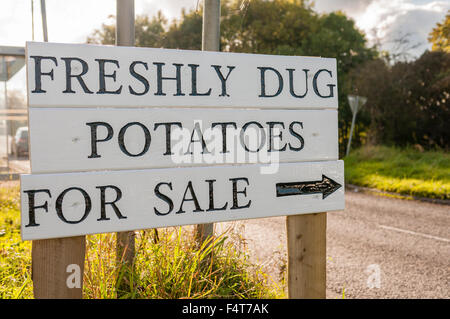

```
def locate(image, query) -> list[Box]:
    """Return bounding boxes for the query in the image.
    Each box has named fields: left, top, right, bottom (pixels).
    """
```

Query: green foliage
left=134, top=13, right=167, bottom=48
left=351, top=51, right=450, bottom=149
left=345, top=145, right=450, bottom=199
left=85, top=228, right=283, bottom=299
left=87, top=13, right=167, bottom=47
left=428, top=11, right=450, bottom=53
left=87, top=15, right=115, bottom=45
left=163, top=9, right=203, bottom=50
left=0, top=184, right=32, bottom=299
left=86, top=0, right=377, bottom=156
left=224, top=1, right=377, bottom=156
left=0, top=183, right=283, bottom=299
left=221, top=0, right=318, bottom=54
left=220, top=1, right=377, bottom=150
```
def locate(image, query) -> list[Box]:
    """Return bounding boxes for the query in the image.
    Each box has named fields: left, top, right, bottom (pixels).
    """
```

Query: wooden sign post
left=29, top=0, right=85, bottom=298
left=22, top=41, right=344, bottom=298
left=287, top=213, right=326, bottom=299
left=31, top=236, right=85, bottom=298
left=115, top=0, right=136, bottom=293
left=196, top=0, right=221, bottom=244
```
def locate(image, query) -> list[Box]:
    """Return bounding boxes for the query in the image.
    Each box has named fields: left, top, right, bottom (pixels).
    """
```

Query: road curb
left=345, top=183, right=450, bottom=206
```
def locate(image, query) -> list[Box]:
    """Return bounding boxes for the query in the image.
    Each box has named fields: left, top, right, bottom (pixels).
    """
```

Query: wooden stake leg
left=116, top=231, right=135, bottom=265
left=116, top=231, right=135, bottom=294
left=32, top=236, right=86, bottom=299
left=194, top=0, right=221, bottom=245
left=114, top=1, right=136, bottom=293
left=195, top=223, right=214, bottom=246
left=286, top=213, right=326, bottom=299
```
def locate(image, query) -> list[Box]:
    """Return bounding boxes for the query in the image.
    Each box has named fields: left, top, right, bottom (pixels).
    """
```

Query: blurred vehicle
left=10, top=126, right=28, bottom=157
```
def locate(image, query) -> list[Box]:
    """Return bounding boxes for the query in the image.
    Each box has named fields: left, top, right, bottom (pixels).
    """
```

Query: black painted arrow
left=276, top=175, right=342, bottom=199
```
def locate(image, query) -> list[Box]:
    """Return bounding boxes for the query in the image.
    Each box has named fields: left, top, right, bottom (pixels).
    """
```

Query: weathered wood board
left=28, top=107, right=338, bottom=173
left=21, top=160, right=344, bottom=240
left=26, top=42, right=338, bottom=109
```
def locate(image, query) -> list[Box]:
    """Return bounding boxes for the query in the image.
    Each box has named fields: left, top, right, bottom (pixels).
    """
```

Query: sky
left=0, top=0, right=449, bottom=95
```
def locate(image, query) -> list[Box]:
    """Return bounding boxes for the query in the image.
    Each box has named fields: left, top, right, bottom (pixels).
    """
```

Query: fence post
left=115, top=0, right=136, bottom=293
left=195, top=0, right=221, bottom=244
left=286, top=212, right=327, bottom=299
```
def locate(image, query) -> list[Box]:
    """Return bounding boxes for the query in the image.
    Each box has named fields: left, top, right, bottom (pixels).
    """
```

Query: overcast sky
left=1, top=0, right=449, bottom=93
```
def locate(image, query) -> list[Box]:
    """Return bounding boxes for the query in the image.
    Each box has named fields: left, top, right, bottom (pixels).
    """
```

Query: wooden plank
left=32, top=236, right=85, bottom=299
left=0, top=116, right=28, bottom=121
left=21, top=160, right=344, bottom=241
left=0, top=109, right=28, bottom=114
left=26, top=42, right=338, bottom=109
left=287, top=212, right=326, bottom=299
left=28, top=107, right=338, bottom=173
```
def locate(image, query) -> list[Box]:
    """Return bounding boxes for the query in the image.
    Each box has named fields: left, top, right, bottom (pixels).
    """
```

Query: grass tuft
left=84, top=226, right=282, bottom=299
left=0, top=184, right=32, bottom=299
left=0, top=182, right=283, bottom=299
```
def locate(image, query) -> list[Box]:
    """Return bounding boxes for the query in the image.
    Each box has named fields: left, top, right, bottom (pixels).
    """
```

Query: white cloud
left=138, top=0, right=198, bottom=23
left=1, top=0, right=448, bottom=93
left=315, top=0, right=450, bottom=59
left=378, top=3, right=448, bottom=58
left=357, top=1, right=447, bottom=39
left=3, top=1, right=446, bottom=55
left=0, top=0, right=198, bottom=47
left=0, top=0, right=198, bottom=92
left=0, top=1, right=33, bottom=46
left=314, top=0, right=373, bottom=18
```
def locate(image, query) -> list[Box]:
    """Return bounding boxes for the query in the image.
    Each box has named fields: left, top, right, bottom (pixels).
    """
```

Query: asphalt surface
left=218, top=190, right=450, bottom=299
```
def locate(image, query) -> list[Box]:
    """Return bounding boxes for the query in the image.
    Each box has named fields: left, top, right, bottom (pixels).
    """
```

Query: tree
left=163, top=8, right=202, bottom=50
left=306, top=12, right=377, bottom=154
left=428, top=11, right=450, bottom=53
left=220, top=1, right=377, bottom=155
left=87, top=13, right=167, bottom=47
left=87, top=0, right=377, bottom=155
left=351, top=51, right=450, bottom=149
left=221, top=0, right=317, bottom=54
left=408, top=51, right=450, bottom=148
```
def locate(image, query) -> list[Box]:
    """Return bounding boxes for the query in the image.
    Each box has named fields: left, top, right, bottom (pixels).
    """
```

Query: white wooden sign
left=21, top=161, right=344, bottom=240
left=22, top=42, right=344, bottom=241
left=28, top=107, right=338, bottom=173
left=26, top=42, right=338, bottom=109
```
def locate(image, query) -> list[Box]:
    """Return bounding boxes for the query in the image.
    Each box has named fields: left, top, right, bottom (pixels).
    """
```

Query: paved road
left=218, top=190, right=450, bottom=298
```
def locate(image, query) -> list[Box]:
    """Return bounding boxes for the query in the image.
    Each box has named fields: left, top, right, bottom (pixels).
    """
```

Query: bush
left=351, top=51, right=450, bottom=149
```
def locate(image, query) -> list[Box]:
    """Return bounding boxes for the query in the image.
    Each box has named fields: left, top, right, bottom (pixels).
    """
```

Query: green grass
left=344, top=145, right=450, bottom=200
left=0, top=185, right=32, bottom=299
left=0, top=183, right=284, bottom=299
